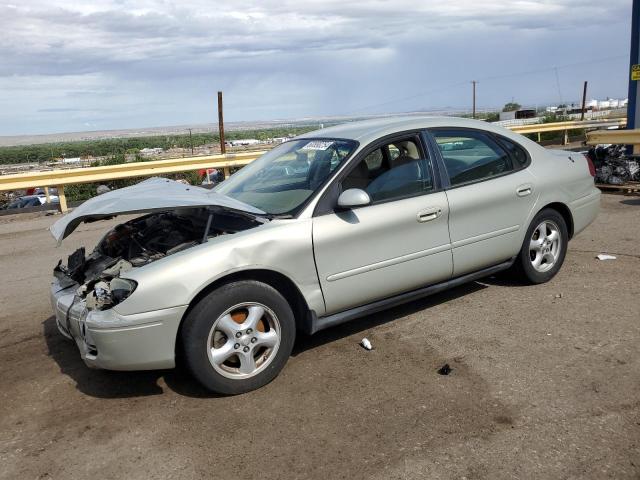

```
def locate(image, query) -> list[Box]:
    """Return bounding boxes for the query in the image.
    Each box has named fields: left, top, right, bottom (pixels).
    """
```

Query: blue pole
left=627, top=0, right=640, bottom=130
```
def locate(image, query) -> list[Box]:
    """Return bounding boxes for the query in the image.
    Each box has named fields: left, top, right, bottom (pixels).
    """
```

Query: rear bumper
left=570, top=188, right=601, bottom=237
left=50, top=279, right=186, bottom=370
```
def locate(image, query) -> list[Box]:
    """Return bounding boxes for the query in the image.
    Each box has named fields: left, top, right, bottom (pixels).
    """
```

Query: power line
left=347, top=81, right=469, bottom=115
left=344, top=54, right=627, bottom=115
left=476, top=55, right=626, bottom=83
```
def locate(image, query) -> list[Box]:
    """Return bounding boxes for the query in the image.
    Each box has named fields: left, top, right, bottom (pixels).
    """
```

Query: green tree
left=484, top=112, right=500, bottom=122
left=502, top=102, right=521, bottom=112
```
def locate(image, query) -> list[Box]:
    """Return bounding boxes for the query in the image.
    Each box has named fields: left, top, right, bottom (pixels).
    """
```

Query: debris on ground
left=360, top=338, right=372, bottom=350
left=554, top=293, right=563, bottom=299
left=596, top=254, right=617, bottom=261
left=437, top=364, right=452, bottom=376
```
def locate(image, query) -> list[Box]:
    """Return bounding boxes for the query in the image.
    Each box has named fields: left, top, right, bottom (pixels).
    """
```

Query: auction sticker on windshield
left=301, top=140, right=334, bottom=150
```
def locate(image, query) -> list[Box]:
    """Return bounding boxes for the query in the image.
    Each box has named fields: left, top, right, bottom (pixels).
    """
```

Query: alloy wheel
left=206, top=303, right=281, bottom=379
left=529, top=220, right=562, bottom=273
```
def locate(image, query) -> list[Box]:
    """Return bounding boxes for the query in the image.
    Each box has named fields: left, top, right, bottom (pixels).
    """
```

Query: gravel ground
left=0, top=194, right=638, bottom=480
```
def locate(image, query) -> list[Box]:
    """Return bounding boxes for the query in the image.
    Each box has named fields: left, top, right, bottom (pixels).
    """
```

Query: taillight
left=585, top=154, right=596, bottom=177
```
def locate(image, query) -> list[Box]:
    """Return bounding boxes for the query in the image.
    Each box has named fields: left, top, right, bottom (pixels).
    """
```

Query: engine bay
left=54, top=208, right=266, bottom=310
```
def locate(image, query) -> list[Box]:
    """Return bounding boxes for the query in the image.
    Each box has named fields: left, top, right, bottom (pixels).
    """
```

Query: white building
left=228, top=139, right=261, bottom=147
left=139, top=147, right=163, bottom=157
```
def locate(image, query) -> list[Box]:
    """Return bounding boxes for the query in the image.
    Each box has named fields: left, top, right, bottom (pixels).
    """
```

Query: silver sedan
left=50, top=117, right=600, bottom=394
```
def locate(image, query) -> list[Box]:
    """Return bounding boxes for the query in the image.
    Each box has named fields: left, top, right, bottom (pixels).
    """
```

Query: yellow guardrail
left=0, top=150, right=265, bottom=212
left=0, top=117, right=630, bottom=213
left=510, top=118, right=627, bottom=144
left=510, top=118, right=626, bottom=134
left=586, top=128, right=640, bottom=145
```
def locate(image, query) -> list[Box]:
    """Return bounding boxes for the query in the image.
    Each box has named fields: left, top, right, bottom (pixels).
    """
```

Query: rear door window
left=431, top=129, right=513, bottom=186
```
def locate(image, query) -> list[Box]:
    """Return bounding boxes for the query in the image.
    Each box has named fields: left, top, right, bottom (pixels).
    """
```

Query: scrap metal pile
left=587, top=144, right=640, bottom=185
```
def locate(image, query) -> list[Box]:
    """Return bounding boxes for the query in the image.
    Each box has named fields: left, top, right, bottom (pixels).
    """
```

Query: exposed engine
left=54, top=208, right=265, bottom=310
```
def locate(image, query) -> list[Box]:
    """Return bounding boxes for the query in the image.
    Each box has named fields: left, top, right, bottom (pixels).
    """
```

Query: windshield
left=215, top=138, right=357, bottom=215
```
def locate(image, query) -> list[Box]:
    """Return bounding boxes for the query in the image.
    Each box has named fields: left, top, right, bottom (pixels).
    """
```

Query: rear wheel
left=181, top=280, right=296, bottom=394
left=513, top=208, right=568, bottom=284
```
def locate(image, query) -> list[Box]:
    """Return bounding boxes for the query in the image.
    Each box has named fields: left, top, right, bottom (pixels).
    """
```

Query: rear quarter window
left=495, top=136, right=530, bottom=169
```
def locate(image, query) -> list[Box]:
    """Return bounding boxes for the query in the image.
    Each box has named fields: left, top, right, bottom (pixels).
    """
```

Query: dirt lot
left=0, top=195, right=639, bottom=479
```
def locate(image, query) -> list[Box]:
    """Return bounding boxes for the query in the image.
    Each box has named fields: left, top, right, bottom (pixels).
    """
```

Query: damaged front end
left=51, top=207, right=267, bottom=368
left=54, top=247, right=137, bottom=314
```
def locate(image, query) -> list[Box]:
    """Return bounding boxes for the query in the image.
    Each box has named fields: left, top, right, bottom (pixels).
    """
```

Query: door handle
left=417, top=207, right=442, bottom=223
left=516, top=184, right=533, bottom=197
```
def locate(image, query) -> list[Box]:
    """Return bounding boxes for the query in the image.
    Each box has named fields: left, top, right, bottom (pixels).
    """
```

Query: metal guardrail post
left=57, top=185, right=68, bottom=213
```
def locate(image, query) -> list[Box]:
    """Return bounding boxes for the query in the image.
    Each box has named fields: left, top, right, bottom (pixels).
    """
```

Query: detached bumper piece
left=50, top=278, right=186, bottom=371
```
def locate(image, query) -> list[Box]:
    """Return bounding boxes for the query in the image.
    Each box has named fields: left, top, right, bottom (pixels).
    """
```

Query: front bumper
left=50, top=278, right=187, bottom=371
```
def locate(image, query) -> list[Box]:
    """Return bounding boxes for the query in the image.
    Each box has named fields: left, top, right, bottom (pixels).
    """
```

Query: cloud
left=0, top=0, right=632, bottom=135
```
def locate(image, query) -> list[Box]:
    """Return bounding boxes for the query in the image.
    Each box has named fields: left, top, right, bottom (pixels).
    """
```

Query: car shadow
left=44, top=276, right=515, bottom=399
left=292, top=281, right=487, bottom=355
left=335, top=210, right=361, bottom=224
left=476, top=271, right=529, bottom=288
left=43, top=316, right=217, bottom=398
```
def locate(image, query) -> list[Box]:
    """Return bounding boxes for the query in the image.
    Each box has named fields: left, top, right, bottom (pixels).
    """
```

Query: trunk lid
left=50, top=177, right=265, bottom=243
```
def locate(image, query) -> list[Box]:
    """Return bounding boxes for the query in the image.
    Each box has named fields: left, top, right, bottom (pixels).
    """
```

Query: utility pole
left=187, top=128, right=194, bottom=155
left=217, top=91, right=226, bottom=155
left=580, top=81, right=588, bottom=121
left=472, top=81, right=477, bottom=119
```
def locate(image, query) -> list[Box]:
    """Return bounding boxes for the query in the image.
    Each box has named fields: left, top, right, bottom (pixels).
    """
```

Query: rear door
left=428, top=128, right=538, bottom=276
left=312, top=133, right=453, bottom=314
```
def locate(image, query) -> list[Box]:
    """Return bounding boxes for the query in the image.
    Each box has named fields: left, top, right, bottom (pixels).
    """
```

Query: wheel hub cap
left=206, top=303, right=281, bottom=380
left=529, top=220, right=562, bottom=273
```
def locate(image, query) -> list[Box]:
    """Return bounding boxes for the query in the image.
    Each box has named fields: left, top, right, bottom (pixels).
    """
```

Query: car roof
left=298, top=115, right=539, bottom=148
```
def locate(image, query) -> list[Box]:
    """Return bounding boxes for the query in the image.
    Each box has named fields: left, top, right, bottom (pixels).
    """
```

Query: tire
left=180, top=280, right=296, bottom=395
left=513, top=208, right=569, bottom=284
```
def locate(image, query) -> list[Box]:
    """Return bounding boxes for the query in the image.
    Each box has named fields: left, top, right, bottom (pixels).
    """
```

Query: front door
left=312, top=134, right=453, bottom=315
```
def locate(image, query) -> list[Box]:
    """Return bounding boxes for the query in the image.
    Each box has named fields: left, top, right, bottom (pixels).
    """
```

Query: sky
left=0, top=0, right=634, bottom=135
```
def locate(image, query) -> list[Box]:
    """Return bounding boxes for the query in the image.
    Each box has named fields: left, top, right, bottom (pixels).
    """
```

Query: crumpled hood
left=50, top=177, right=265, bottom=243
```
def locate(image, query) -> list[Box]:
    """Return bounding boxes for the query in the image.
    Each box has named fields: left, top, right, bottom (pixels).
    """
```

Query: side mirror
left=337, top=188, right=371, bottom=209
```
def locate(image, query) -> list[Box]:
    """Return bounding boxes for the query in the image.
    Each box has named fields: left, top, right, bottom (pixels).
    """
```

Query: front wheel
left=513, top=208, right=569, bottom=284
left=180, top=280, right=296, bottom=395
